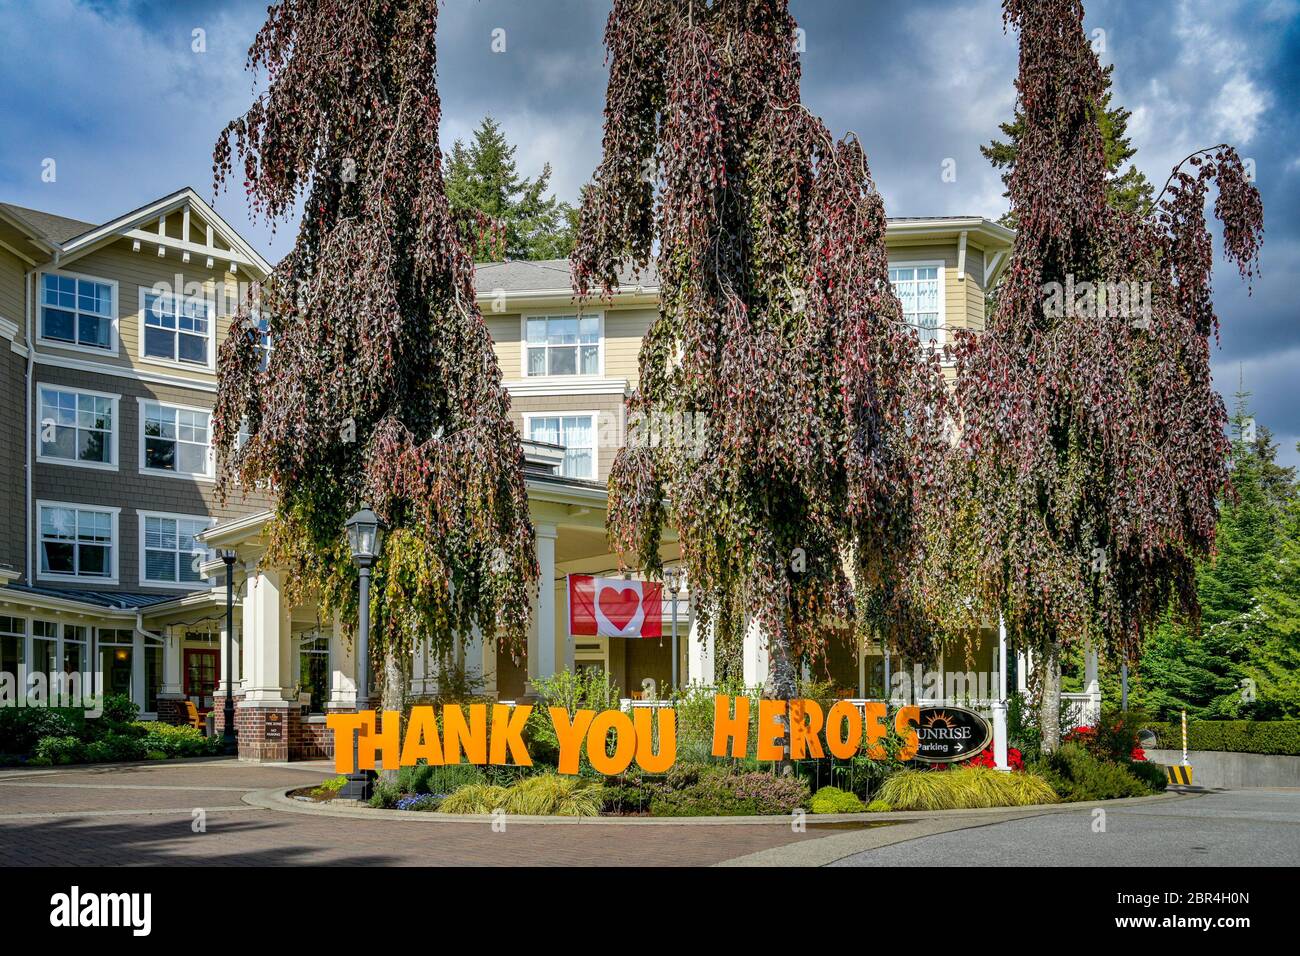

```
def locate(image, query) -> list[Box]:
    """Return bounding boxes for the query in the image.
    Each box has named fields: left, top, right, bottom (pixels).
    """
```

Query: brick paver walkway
left=0, top=760, right=834, bottom=866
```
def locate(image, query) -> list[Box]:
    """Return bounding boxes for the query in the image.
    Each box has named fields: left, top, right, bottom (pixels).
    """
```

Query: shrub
left=1040, top=743, right=1152, bottom=801
left=649, top=767, right=808, bottom=817
left=33, top=735, right=85, bottom=765
left=0, top=707, right=85, bottom=755
left=499, top=774, right=604, bottom=816
left=81, top=734, right=148, bottom=763
left=810, top=786, right=865, bottom=814
left=138, top=722, right=222, bottom=758
left=97, top=693, right=140, bottom=725
left=1141, top=720, right=1300, bottom=756
left=437, top=783, right=510, bottom=814
left=1128, top=759, right=1168, bottom=793
left=312, top=775, right=349, bottom=797
left=865, top=799, right=892, bottom=813
left=877, top=767, right=1058, bottom=811
left=398, top=761, right=485, bottom=796
left=368, top=779, right=402, bottom=809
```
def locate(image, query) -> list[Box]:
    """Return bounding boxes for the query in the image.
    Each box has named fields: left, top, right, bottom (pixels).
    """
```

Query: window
left=32, top=620, right=56, bottom=686
left=142, top=289, right=212, bottom=366
left=525, top=314, right=600, bottom=376
left=889, top=265, right=942, bottom=345
left=299, top=631, right=330, bottom=714
left=98, top=630, right=133, bottom=701
left=40, top=273, right=115, bottom=350
left=0, top=617, right=24, bottom=681
left=252, top=313, right=272, bottom=370
left=141, top=512, right=214, bottom=586
left=527, top=414, right=596, bottom=479
left=141, top=401, right=212, bottom=477
left=63, top=625, right=88, bottom=678
left=38, top=503, right=116, bottom=581
left=37, top=386, right=116, bottom=468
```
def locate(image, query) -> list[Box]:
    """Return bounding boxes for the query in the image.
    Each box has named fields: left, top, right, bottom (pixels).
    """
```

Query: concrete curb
left=243, top=784, right=1189, bottom=826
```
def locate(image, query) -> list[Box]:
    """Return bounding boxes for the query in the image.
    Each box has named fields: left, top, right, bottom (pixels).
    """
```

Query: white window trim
left=36, top=269, right=120, bottom=357
left=136, top=397, right=216, bottom=482
left=137, top=510, right=218, bottom=591
left=522, top=410, right=600, bottom=481
left=136, top=283, right=217, bottom=372
left=520, top=311, right=605, bottom=380
left=35, top=500, right=120, bottom=586
left=34, top=382, right=121, bottom=472
left=889, top=259, right=946, bottom=351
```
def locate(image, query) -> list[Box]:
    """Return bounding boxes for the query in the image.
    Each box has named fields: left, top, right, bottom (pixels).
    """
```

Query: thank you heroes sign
left=327, top=697, right=970, bottom=776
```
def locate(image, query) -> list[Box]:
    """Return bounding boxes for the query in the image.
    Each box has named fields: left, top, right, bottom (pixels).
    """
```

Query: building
left=0, top=188, right=272, bottom=724
left=0, top=197, right=1102, bottom=761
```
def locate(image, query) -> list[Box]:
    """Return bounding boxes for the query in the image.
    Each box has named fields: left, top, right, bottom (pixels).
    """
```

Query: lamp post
left=664, top=567, right=684, bottom=692
left=219, top=549, right=239, bottom=756
left=343, top=505, right=387, bottom=800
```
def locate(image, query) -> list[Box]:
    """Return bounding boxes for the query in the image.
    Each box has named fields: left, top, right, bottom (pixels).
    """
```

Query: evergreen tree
left=982, top=64, right=1154, bottom=225
left=1135, top=393, right=1281, bottom=718
left=444, top=116, right=576, bottom=261
left=1244, top=467, right=1300, bottom=717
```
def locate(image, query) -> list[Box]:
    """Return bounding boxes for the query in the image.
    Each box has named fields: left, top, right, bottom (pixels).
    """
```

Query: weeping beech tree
left=210, top=0, right=537, bottom=710
left=572, top=0, right=949, bottom=701
left=936, top=0, right=1263, bottom=750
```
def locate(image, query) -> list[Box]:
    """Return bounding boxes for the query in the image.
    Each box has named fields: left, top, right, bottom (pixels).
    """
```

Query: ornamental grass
left=877, top=767, right=1058, bottom=811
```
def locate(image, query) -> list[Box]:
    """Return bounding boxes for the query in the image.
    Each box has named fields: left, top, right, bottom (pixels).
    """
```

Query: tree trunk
left=379, top=647, right=407, bottom=783
left=767, top=629, right=799, bottom=775
left=1038, top=643, right=1061, bottom=754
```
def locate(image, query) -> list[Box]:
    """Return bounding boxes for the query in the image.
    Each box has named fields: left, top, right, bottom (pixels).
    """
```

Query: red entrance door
left=184, top=649, right=219, bottom=713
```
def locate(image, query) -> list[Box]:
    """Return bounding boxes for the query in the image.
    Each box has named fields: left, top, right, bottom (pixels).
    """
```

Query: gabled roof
left=0, top=203, right=97, bottom=245
left=0, top=187, right=272, bottom=278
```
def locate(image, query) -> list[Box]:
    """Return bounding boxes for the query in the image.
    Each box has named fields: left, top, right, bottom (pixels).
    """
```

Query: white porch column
left=742, top=616, right=767, bottom=690
left=529, top=524, right=558, bottom=683
left=240, top=566, right=257, bottom=695
left=685, top=604, right=713, bottom=686
left=992, top=614, right=1010, bottom=771
left=1085, top=645, right=1101, bottom=724
left=1017, top=649, right=1031, bottom=695
left=463, top=624, right=484, bottom=682
left=242, top=567, right=289, bottom=703
left=480, top=632, right=498, bottom=697
left=161, top=630, right=182, bottom=697
left=327, top=609, right=356, bottom=710
left=130, top=630, right=145, bottom=708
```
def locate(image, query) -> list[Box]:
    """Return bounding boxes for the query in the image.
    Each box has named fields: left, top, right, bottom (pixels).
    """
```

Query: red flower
left=1131, top=746, right=1146, bottom=762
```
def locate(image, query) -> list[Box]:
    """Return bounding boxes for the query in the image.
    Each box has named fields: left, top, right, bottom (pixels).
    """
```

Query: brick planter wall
left=236, top=704, right=292, bottom=762
left=154, top=696, right=187, bottom=727
left=210, top=694, right=244, bottom=738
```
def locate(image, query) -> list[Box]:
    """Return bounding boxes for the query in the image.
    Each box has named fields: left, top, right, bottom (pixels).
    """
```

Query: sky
left=1, top=0, right=1296, bottom=467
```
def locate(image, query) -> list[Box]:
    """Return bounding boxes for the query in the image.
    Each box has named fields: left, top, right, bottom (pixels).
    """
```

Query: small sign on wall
left=264, top=712, right=284, bottom=741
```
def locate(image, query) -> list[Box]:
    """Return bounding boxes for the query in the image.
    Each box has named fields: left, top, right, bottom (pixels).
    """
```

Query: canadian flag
left=568, top=574, right=663, bottom=639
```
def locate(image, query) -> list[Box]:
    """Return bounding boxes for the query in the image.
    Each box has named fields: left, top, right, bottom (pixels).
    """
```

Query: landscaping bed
left=292, top=680, right=1166, bottom=818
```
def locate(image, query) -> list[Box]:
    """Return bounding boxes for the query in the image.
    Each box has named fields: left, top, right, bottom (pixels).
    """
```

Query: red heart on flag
left=598, top=584, right=642, bottom=631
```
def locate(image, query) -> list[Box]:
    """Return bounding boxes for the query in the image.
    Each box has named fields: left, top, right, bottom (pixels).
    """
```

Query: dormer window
left=524, top=314, right=601, bottom=376
left=39, top=272, right=116, bottom=351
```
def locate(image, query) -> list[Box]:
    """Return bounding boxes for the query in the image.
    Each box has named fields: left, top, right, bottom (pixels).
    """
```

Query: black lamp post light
left=219, top=549, right=239, bottom=756
left=341, top=505, right=387, bottom=800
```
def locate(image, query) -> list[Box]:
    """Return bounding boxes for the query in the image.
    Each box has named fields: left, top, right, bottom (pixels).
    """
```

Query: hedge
left=1142, top=721, right=1300, bottom=757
